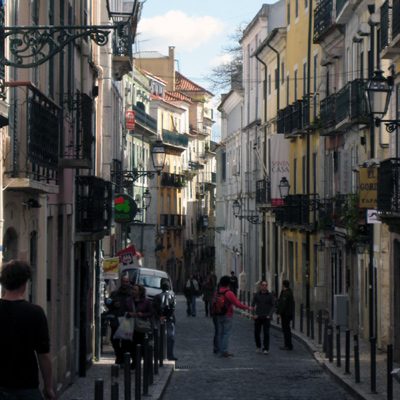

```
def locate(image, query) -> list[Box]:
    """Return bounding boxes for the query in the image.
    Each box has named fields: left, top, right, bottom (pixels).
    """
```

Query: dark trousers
left=212, top=316, right=219, bottom=353
left=111, top=325, right=131, bottom=364
left=281, top=315, right=293, bottom=349
left=204, top=300, right=211, bottom=316
left=131, top=330, right=146, bottom=365
left=254, top=317, right=270, bottom=350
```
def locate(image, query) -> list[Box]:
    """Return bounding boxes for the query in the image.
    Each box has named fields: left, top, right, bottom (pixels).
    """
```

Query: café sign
left=114, top=194, right=138, bottom=223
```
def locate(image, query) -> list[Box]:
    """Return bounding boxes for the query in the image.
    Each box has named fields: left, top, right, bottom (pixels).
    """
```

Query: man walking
left=184, top=274, right=200, bottom=317
left=229, top=271, right=238, bottom=295
left=251, top=281, right=275, bottom=354
left=277, top=279, right=295, bottom=350
left=214, top=275, right=253, bottom=358
left=0, top=260, right=56, bottom=400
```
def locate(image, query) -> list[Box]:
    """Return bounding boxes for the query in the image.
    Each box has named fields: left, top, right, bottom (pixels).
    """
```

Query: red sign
left=125, top=110, right=136, bottom=130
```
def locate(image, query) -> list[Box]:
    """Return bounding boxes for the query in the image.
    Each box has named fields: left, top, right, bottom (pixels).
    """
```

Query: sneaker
left=262, top=349, right=269, bottom=354
left=221, top=352, right=234, bottom=358
left=256, top=348, right=262, bottom=354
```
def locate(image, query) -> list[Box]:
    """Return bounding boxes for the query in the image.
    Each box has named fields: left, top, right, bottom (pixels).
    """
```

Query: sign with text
left=359, top=167, right=377, bottom=209
left=125, top=110, right=136, bottom=130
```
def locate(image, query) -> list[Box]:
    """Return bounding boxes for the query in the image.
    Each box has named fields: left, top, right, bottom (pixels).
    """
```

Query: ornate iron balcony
left=132, top=104, right=157, bottom=133
left=162, top=129, right=189, bottom=149
left=160, top=173, right=186, bottom=188
left=160, top=214, right=185, bottom=229
left=377, top=158, right=400, bottom=217
left=256, top=179, right=271, bottom=205
left=313, top=0, right=335, bottom=43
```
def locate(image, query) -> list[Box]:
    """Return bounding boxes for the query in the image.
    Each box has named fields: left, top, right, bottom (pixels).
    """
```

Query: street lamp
left=142, top=188, right=151, bottom=210
left=151, top=138, right=167, bottom=174
left=278, top=177, right=290, bottom=199
left=0, top=0, right=142, bottom=69
left=232, top=199, right=262, bottom=224
left=365, top=70, right=399, bottom=132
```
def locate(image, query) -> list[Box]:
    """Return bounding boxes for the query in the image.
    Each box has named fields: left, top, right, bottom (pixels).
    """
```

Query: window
left=287, top=2, right=290, bottom=25
left=286, top=75, right=290, bottom=105
left=295, top=0, right=299, bottom=18
left=313, top=54, right=318, bottom=117
left=293, top=158, right=297, bottom=193
left=281, top=62, right=285, bottom=85
left=305, top=0, right=308, bottom=8
left=294, top=69, right=298, bottom=101
left=268, top=74, right=271, bottom=95
left=275, top=68, right=278, bottom=90
left=303, top=62, right=307, bottom=97
left=302, top=155, right=306, bottom=193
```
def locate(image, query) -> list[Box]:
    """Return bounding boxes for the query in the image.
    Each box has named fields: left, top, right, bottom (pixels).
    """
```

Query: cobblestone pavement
left=163, top=296, right=356, bottom=400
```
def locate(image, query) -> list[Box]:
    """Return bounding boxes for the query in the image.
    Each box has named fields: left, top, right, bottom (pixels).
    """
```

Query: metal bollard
left=300, top=304, right=304, bottom=333
left=323, top=318, right=328, bottom=354
left=111, top=382, right=119, bottom=400
left=148, top=344, right=154, bottom=385
left=111, top=364, right=119, bottom=380
left=370, top=337, right=377, bottom=393
left=317, top=310, right=322, bottom=345
left=310, top=310, right=314, bottom=340
left=387, top=344, right=393, bottom=400
left=143, top=338, right=149, bottom=396
left=306, top=308, right=310, bottom=337
left=336, top=325, right=341, bottom=367
left=292, top=306, right=296, bottom=329
left=153, top=328, right=159, bottom=375
left=135, top=344, right=142, bottom=400
left=345, top=329, right=350, bottom=374
left=159, top=323, right=165, bottom=367
left=123, top=352, right=131, bottom=400
left=327, top=325, right=333, bottom=363
left=354, top=334, right=360, bottom=383
left=94, top=379, right=104, bottom=400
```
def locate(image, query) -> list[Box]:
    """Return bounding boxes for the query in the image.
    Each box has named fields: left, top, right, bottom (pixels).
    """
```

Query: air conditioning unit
left=333, top=294, right=348, bottom=328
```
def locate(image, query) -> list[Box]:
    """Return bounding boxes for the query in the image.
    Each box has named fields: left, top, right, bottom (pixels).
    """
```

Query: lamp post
left=232, top=198, right=262, bottom=225
left=278, top=176, right=290, bottom=199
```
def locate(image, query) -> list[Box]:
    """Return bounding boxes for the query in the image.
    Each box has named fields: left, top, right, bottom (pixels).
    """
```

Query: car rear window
left=138, top=274, right=162, bottom=289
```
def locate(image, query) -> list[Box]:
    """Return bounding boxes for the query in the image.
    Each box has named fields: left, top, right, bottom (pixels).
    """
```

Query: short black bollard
left=327, top=325, right=333, bottom=363
left=336, top=325, right=341, bottom=367
left=111, top=364, right=119, bottom=380
left=159, top=323, right=165, bottom=367
left=111, top=382, right=119, bottom=400
left=135, top=344, right=142, bottom=400
left=310, top=310, right=314, bottom=340
left=143, top=338, right=149, bottom=396
left=94, top=379, right=104, bottom=400
left=370, top=337, right=377, bottom=393
left=387, top=344, right=393, bottom=400
left=123, top=352, right=131, bottom=400
left=153, top=329, right=159, bottom=375
left=292, top=305, right=296, bottom=329
left=354, top=334, right=360, bottom=383
left=149, top=344, right=154, bottom=385
left=323, top=318, right=328, bottom=354
left=306, top=308, right=310, bottom=337
left=345, top=329, right=350, bottom=374
left=300, top=304, right=304, bottom=333
left=317, top=310, right=322, bottom=345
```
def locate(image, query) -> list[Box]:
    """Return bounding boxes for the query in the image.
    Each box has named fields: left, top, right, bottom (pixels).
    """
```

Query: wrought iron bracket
left=111, top=169, right=156, bottom=184
left=375, top=117, right=400, bottom=133
left=0, top=24, right=122, bottom=68
left=235, top=214, right=263, bottom=225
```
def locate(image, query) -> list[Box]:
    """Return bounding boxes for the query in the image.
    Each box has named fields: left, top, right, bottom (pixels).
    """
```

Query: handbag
left=113, top=315, right=134, bottom=340
left=135, top=317, right=151, bottom=333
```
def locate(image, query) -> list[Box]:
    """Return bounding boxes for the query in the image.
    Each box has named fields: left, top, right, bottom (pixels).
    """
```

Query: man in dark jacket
left=251, top=280, right=275, bottom=354
left=277, top=279, right=295, bottom=350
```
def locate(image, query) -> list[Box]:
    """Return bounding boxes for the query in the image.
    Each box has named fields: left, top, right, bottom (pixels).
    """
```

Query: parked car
left=122, top=267, right=174, bottom=301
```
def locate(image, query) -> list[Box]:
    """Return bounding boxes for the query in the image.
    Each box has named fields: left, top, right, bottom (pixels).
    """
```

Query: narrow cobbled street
left=163, top=296, right=356, bottom=400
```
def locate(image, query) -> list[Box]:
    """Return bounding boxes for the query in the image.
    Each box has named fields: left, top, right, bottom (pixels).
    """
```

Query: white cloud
left=209, top=53, right=233, bottom=67
left=138, top=10, right=225, bottom=52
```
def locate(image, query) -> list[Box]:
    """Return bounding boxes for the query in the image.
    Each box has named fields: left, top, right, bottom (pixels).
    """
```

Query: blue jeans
left=190, top=296, right=197, bottom=316
left=216, top=315, right=233, bottom=354
left=166, top=320, right=176, bottom=359
left=0, top=388, right=43, bottom=400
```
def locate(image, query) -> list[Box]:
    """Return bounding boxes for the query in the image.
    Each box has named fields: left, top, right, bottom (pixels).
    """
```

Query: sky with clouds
left=137, top=1, right=276, bottom=93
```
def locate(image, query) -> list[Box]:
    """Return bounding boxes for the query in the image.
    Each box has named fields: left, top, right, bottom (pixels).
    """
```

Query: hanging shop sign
left=114, top=193, right=138, bottom=223
left=359, top=167, right=377, bottom=209
left=125, top=109, right=136, bottom=130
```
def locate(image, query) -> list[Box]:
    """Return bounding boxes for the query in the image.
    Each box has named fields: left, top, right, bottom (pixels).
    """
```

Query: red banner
left=125, top=110, right=136, bottom=130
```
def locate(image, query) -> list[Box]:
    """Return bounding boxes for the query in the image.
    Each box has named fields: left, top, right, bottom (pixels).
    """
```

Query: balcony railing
left=277, top=100, right=305, bottom=136
left=76, top=176, right=112, bottom=236
left=161, top=173, right=186, bottom=188
left=275, top=194, right=309, bottom=227
left=313, top=0, right=335, bottom=43
left=380, top=0, right=400, bottom=55
left=6, top=83, right=60, bottom=187
left=256, top=179, right=271, bottom=205
left=162, top=129, right=189, bottom=148
left=318, top=198, right=334, bottom=231
left=132, top=104, right=157, bottom=133
left=61, top=92, right=93, bottom=169
left=160, top=214, right=185, bottom=228
left=335, top=79, right=369, bottom=127
left=319, top=93, right=336, bottom=133
left=377, top=158, right=400, bottom=216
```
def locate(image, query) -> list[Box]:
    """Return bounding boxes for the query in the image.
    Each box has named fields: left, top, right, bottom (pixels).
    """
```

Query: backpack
left=159, top=292, right=175, bottom=318
left=211, top=289, right=229, bottom=316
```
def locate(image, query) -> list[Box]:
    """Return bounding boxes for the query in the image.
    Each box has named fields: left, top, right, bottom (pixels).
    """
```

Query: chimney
left=169, top=46, right=176, bottom=91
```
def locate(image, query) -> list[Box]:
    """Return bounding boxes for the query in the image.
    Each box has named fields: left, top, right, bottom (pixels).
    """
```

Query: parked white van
left=121, top=267, right=174, bottom=301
